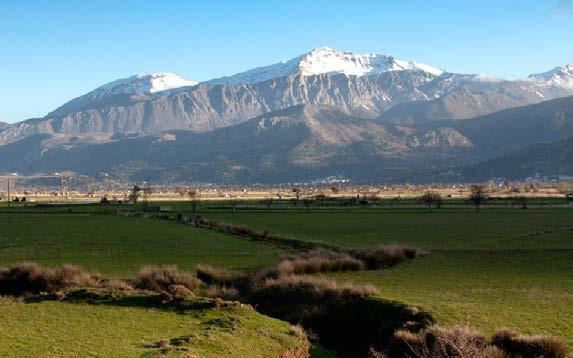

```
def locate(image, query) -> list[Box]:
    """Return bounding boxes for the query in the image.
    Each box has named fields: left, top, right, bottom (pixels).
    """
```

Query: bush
left=276, top=250, right=366, bottom=276
left=353, top=245, right=419, bottom=270
left=206, top=285, right=241, bottom=301
left=388, top=326, right=490, bottom=357
left=387, top=326, right=567, bottom=358
left=160, top=284, right=195, bottom=303
left=134, top=266, right=200, bottom=292
left=0, top=263, right=103, bottom=295
left=196, top=264, right=246, bottom=286
left=250, top=276, right=378, bottom=306
left=492, top=328, right=567, bottom=358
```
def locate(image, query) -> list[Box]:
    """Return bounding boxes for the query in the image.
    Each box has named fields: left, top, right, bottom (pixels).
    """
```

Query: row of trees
left=420, top=185, right=488, bottom=212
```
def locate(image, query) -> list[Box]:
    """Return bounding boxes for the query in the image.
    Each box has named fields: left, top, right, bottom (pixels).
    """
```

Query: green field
left=0, top=213, right=282, bottom=276
left=204, top=208, right=573, bottom=346
left=0, top=295, right=303, bottom=357
left=0, top=205, right=572, bottom=354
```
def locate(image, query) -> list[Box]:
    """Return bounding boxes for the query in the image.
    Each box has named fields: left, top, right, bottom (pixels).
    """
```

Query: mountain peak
left=206, top=47, right=444, bottom=85
left=527, top=65, right=573, bottom=88
left=96, top=72, right=197, bottom=95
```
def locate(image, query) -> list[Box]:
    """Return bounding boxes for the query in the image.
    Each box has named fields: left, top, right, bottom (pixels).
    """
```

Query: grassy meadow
left=203, top=208, right=573, bottom=347
left=0, top=202, right=571, bottom=353
left=0, top=295, right=303, bottom=357
left=0, top=213, right=282, bottom=276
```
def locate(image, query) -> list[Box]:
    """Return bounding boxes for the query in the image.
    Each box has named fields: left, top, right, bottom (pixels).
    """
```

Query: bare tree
left=187, top=189, right=200, bottom=214
left=292, top=188, right=302, bottom=206
left=261, top=197, right=274, bottom=211
left=469, top=185, right=487, bottom=212
left=302, top=198, right=313, bottom=211
left=421, top=191, right=443, bottom=212
left=434, top=192, right=443, bottom=209
left=128, top=185, right=141, bottom=204
left=315, top=193, right=327, bottom=206
left=421, top=191, right=435, bottom=212
left=516, top=196, right=528, bottom=209
left=229, top=199, right=240, bottom=211
left=370, top=191, right=381, bottom=205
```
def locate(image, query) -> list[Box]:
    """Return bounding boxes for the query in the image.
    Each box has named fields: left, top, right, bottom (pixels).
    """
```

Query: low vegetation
left=133, top=265, right=200, bottom=292
left=386, top=326, right=567, bottom=358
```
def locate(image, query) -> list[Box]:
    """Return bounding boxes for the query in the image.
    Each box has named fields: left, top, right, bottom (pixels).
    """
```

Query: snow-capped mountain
left=207, top=47, right=444, bottom=85
left=94, top=73, right=197, bottom=96
left=48, top=73, right=197, bottom=117
left=527, top=65, right=573, bottom=89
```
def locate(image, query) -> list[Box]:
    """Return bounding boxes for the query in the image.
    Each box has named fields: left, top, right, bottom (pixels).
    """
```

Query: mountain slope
left=2, top=49, right=572, bottom=148
left=0, top=105, right=473, bottom=182
left=378, top=75, right=573, bottom=125
left=0, top=71, right=442, bottom=145
left=48, top=73, right=197, bottom=117
left=465, top=136, right=573, bottom=179
left=449, top=95, right=573, bottom=159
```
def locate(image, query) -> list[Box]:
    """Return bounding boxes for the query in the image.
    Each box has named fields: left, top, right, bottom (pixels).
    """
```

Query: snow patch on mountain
left=527, top=65, right=573, bottom=89
left=207, top=47, right=444, bottom=85
left=95, top=73, right=197, bottom=96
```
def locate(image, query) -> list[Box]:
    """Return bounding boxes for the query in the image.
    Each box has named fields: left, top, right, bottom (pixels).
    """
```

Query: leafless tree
left=315, top=193, right=327, bottom=206
left=229, top=199, right=240, bottom=211
left=128, top=185, right=141, bottom=204
left=421, top=191, right=436, bottom=212
left=261, top=197, right=274, bottom=211
left=469, top=185, right=487, bottom=212
left=187, top=189, right=200, bottom=214
left=516, top=196, right=528, bottom=209
left=292, top=188, right=302, bottom=206
left=302, top=198, right=313, bottom=211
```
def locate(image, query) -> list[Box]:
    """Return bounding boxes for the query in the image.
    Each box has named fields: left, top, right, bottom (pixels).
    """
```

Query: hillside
left=465, top=136, right=573, bottom=179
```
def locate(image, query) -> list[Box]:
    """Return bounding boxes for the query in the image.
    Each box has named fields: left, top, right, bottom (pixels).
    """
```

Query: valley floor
left=0, top=204, right=571, bottom=354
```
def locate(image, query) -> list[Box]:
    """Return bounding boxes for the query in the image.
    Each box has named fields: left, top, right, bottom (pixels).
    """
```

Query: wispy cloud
left=552, top=0, right=573, bottom=15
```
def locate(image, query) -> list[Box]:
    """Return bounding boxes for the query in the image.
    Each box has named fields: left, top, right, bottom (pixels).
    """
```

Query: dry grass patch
left=134, top=266, right=200, bottom=292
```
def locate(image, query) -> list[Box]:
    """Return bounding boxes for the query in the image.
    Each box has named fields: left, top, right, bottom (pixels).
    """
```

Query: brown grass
left=491, top=328, right=567, bottom=358
left=196, top=264, right=245, bottom=286
left=133, top=266, right=200, bottom=292
left=388, top=326, right=491, bottom=357
left=353, top=244, right=419, bottom=270
left=206, top=285, right=241, bottom=301
left=276, top=250, right=366, bottom=276
left=250, top=276, right=378, bottom=306
left=387, top=326, right=567, bottom=358
left=160, top=284, right=195, bottom=303
left=0, top=263, right=104, bottom=295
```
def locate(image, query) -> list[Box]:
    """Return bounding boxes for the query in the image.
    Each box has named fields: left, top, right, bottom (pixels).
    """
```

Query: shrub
left=206, top=285, right=241, bottom=301
left=387, top=326, right=567, bottom=358
left=250, top=276, right=378, bottom=306
left=56, top=264, right=100, bottom=288
left=276, top=250, right=366, bottom=276
left=388, top=326, right=490, bottom=357
left=134, top=266, right=200, bottom=292
left=492, top=328, right=567, bottom=358
left=160, top=284, right=195, bottom=303
left=0, top=263, right=53, bottom=295
left=353, top=245, right=419, bottom=270
left=0, top=263, right=103, bottom=295
left=196, top=264, right=246, bottom=286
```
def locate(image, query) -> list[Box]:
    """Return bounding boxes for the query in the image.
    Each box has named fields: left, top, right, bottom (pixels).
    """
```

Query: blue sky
left=1, top=0, right=572, bottom=123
